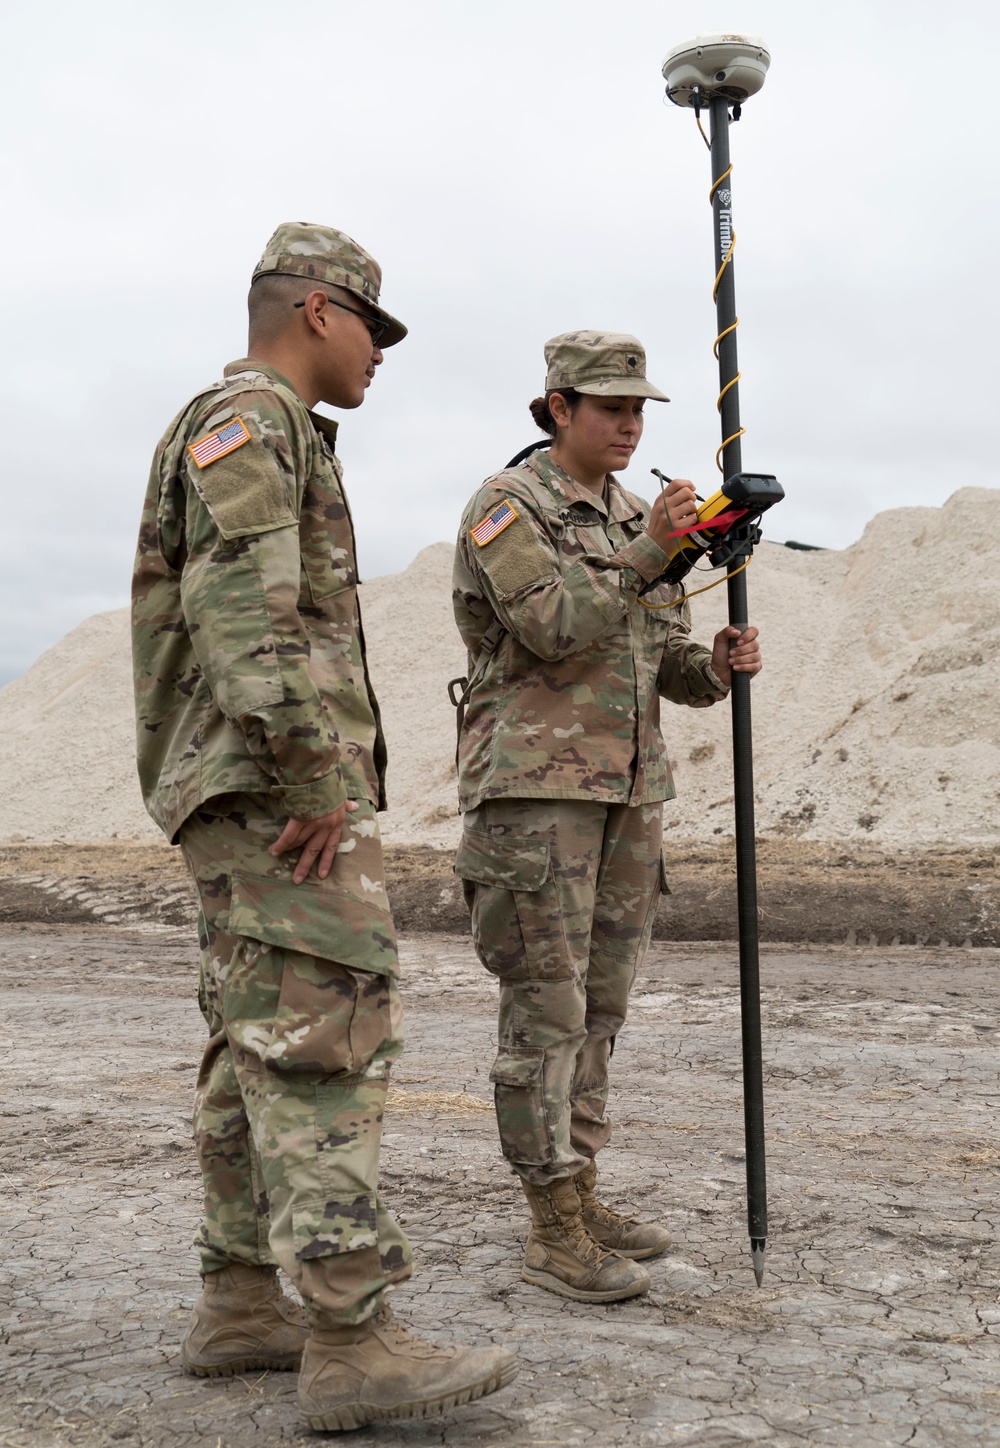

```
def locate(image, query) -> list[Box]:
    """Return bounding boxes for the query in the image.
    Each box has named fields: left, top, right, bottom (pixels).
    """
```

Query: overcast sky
left=2, top=0, right=996, bottom=684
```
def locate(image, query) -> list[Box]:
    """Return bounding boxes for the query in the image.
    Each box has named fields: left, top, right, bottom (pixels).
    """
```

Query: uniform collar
left=524, top=446, right=643, bottom=523
left=308, top=411, right=340, bottom=449
left=223, top=358, right=339, bottom=447
left=224, top=357, right=299, bottom=393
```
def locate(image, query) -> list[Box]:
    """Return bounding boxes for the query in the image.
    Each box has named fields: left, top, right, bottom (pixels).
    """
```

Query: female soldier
left=452, top=331, right=761, bottom=1304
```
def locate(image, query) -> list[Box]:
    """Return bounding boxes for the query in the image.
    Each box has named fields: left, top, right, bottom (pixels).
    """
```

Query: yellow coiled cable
left=708, top=156, right=746, bottom=473
left=638, top=114, right=753, bottom=612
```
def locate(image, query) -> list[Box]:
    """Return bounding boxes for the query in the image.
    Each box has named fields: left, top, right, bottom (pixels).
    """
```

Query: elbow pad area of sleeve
left=471, top=508, right=558, bottom=600
left=181, top=549, right=284, bottom=720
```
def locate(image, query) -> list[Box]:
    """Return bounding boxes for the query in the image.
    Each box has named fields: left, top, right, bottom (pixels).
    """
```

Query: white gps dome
left=662, top=33, right=770, bottom=108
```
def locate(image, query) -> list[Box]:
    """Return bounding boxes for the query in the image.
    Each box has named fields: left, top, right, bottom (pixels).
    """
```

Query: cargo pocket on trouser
left=226, top=871, right=402, bottom=1077
left=264, top=954, right=395, bottom=1077
left=489, top=1046, right=554, bottom=1168
left=293, top=1193, right=388, bottom=1325
left=228, top=858, right=399, bottom=979
left=455, top=829, right=571, bottom=980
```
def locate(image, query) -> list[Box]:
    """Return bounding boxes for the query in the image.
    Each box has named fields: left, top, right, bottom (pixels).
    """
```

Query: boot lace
left=372, top=1305, right=456, bottom=1359
left=558, top=1206, right=610, bottom=1264
left=583, top=1197, right=637, bottom=1232
left=372, top=1304, right=407, bottom=1341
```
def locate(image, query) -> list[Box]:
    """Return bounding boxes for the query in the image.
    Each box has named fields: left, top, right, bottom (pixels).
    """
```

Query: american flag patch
left=471, top=499, right=518, bottom=547
left=187, top=417, right=251, bottom=469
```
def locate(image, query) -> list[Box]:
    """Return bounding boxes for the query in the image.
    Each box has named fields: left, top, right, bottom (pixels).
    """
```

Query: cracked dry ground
left=2, top=926, right=1000, bottom=1448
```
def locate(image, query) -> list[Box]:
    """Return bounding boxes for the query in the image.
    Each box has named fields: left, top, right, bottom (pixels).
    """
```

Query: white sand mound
left=0, top=609, right=158, bottom=844
left=0, top=547, right=470, bottom=848
left=1, top=487, right=997, bottom=848
left=680, top=486, right=1000, bottom=846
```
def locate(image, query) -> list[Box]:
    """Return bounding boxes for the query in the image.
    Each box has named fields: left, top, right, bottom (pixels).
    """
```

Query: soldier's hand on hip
left=711, top=625, right=762, bottom=687
left=269, top=800, right=360, bottom=884
left=648, top=479, right=698, bottom=552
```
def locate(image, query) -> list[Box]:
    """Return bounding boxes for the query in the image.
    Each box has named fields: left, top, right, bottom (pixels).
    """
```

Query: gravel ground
left=2, top=924, right=1000, bottom=1447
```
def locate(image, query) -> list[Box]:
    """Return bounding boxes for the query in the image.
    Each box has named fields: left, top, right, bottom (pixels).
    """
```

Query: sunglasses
left=294, top=294, right=389, bottom=348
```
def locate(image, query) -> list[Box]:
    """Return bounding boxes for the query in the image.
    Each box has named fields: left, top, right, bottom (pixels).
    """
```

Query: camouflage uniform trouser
left=178, top=792, right=412, bottom=1328
left=455, top=798, right=665, bottom=1187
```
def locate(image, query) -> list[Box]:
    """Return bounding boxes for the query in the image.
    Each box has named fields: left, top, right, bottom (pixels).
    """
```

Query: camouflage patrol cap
left=544, top=330, right=669, bottom=401
left=252, top=222, right=407, bottom=347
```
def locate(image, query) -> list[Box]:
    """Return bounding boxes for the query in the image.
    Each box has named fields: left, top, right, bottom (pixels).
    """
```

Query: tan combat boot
left=297, top=1304, right=517, bottom=1431
left=180, top=1262, right=308, bottom=1376
left=577, top=1159, right=673, bottom=1260
left=520, top=1175, right=650, bottom=1302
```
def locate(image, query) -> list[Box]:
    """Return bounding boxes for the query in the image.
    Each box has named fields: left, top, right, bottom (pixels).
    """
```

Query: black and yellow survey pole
left=662, top=33, right=774, bottom=1286
left=709, top=93, right=768, bottom=1288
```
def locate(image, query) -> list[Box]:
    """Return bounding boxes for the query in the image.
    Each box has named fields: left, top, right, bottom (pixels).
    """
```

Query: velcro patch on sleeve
left=471, top=499, right=518, bottom=546
left=188, top=432, right=297, bottom=541
left=187, top=417, right=251, bottom=469
left=471, top=505, right=558, bottom=600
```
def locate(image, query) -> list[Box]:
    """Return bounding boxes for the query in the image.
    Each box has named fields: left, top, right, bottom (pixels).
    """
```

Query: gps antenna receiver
left=662, top=32, right=770, bottom=110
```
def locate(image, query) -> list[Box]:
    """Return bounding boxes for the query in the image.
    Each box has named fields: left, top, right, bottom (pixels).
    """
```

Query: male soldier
left=132, top=223, right=516, bottom=1432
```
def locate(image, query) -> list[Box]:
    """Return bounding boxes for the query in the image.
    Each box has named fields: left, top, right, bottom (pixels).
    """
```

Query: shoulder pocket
left=188, top=438, right=296, bottom=542
left=472, top=510, right=558, bottom=601
left=454, top=831, right=550, bottom=891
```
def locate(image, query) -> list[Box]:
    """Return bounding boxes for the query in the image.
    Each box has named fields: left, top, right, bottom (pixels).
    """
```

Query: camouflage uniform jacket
left=453, top=447, right=728, bottom=812
left=132, top=359, right=386, bottom=843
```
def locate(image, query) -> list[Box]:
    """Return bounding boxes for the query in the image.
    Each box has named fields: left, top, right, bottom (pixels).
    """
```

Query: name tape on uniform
left=471, top=499, right=518, bottom=547
left=187, top=417, right=251, bottom=469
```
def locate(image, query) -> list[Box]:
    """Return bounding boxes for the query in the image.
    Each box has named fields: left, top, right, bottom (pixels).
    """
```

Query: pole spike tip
left=750, top=1237, right=767, bottom=1287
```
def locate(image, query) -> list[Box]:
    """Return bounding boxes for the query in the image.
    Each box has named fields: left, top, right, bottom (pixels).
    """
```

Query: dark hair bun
left=528, top=395, right=555, bottom=436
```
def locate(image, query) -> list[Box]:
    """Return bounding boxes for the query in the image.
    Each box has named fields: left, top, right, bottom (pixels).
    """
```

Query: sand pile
left=0, top=609, right=155, bottom=844
left=1, top=487, right=997, bottom=848
left=681, top=485, right=1000, bottom=847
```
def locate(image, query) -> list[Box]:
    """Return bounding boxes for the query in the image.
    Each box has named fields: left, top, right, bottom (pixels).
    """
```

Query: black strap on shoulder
left=447, top=442, right=552, bottom=766
left=506, top=438, right=552, bottom=469
left=447, top=617, right=507, bottom=767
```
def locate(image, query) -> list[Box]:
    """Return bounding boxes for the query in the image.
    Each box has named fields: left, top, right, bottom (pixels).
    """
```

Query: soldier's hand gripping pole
left=709, top=93, right=768, bottom=1287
